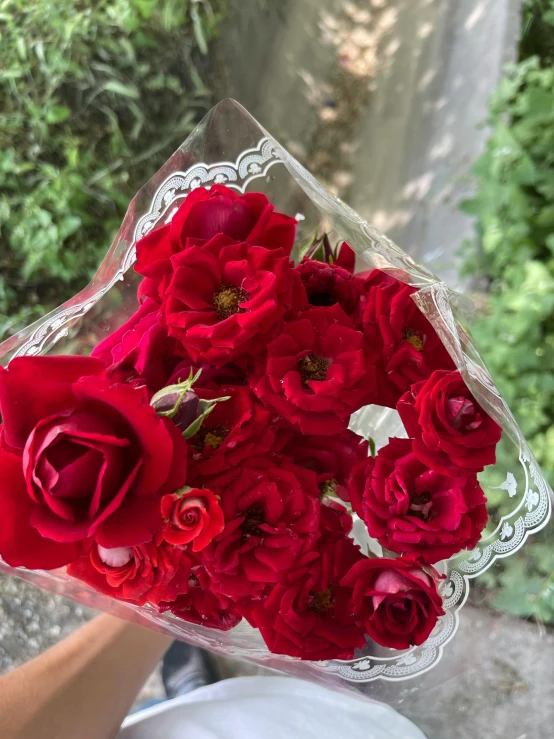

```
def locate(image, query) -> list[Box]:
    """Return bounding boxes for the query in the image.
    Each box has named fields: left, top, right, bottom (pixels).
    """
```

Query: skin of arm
left=0, top=613, right=171, bottom=739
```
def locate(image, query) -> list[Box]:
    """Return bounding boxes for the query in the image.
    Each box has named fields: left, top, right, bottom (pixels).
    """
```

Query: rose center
left=446, top=396, right=479, bottom=431
left=182, top=509, right=200, bottom=526
left=318, top=478, right=338, bottom=499
left=309, top=291, right=335, bottom=307
left=389, top=599, right=412, bottom=623
left=192, top=425, right=229, bottom=451
left=409, top=491, right=433, bottom=521
left=307, top=587, right=335, bottom=616
left=242, top=505, right=265, bottom=537
left=298, top=353, right=330, bottom=384
left=402, top=327, right=425, bottom=352
left=213, top=284, right=248, bottom=320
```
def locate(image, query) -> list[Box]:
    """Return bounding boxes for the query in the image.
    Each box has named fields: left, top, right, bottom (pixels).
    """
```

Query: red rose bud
left=150, top=370, right=231, bottom=439
left=397, top=369, right=502, bottom=475
left=160, top=487, right=224, bottom=551
left=295, top=257, right=364, bottom=316
left=341, top=557, right=444, bottom=651
left=152, top=388, right=201, bottom=431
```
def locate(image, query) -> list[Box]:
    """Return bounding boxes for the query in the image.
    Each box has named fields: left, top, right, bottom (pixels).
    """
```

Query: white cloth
left=119, top=676, right=426, bottom=739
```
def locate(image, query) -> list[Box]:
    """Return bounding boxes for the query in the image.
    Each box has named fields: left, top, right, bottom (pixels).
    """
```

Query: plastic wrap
left=0, top=99, right=551, bottom=707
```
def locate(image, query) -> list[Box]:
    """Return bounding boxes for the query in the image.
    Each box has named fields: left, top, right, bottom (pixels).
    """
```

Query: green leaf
left=101, top=80, right=140, bottom=99
left=46, top=105, right=71, bottom=124
left=182, top=396, right=231, bottom=439
left=191, top=6, right=208, bottom=54
left=544, top=8, right=554, bottom=26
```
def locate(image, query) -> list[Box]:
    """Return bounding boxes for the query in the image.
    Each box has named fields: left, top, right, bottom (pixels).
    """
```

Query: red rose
left=0, top=357, right=187, bottom=568
left=279, top=429, right=369, bottom=501
left=295, top=257, right=364, bottom=316
left=348, top=438, right=487, bottom=564
left=188, top=386, right=276, bottom=478
left=202, top=459, right=321, bottom=599
left=242, top=534, right=366, bottom=660
left=362, top=271, right=455, bottom=405
left=135, top=185, right=297, bottom=300
left=397, top=370, right=502, bottom=474
left=341, top=557, right=444, bottom=650
left=160, top=564, right=242, bottom=631
left=334, top=242, right=357, bottom=273
left=249, top=305, right=377, bottom=435
left=319, top=497, right=355, bottom=539
left=92, top=298, right=180, bottom=393
left=160, top=487, right=224, bottom=551
left=67, top=541, right=192, bottom=606
left=0, top=448, right=82, bottom=569
left=163, top=241, right=305, bottom=366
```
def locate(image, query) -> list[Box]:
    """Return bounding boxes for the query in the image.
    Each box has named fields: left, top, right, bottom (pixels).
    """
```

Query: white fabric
left=119, top=676, right=426, bottom=739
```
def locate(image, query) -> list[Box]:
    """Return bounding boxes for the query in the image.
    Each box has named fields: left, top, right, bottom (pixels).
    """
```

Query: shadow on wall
left=215, top=0, right=520, bottom=286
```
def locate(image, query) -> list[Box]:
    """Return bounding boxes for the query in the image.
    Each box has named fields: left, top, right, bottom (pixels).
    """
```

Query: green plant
left=0, top=0, right=226, bottom=339
left=462, top=0, right=554, bottom=622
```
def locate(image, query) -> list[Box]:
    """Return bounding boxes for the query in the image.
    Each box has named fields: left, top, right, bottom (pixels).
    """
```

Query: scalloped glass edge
left=0, top=100, right=552, bottom=693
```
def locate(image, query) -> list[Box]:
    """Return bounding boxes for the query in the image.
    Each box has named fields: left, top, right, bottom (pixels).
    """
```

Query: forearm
left=0, top=613, right=171, bottom=739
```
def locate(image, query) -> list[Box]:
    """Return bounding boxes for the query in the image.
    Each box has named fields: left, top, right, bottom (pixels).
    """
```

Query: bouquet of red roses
left=0, top=101, right=550, bottom=690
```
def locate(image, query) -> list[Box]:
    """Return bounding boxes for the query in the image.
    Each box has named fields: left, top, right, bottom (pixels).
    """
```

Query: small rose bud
left=152, top=389, right=201, bottom=430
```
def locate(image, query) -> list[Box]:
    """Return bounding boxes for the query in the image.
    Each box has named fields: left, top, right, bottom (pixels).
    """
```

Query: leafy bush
left=462, top=33, right=554, bottom=483
left=462, top=0, right=554, bottom=621
left=0, top=0, right=226, bottom=339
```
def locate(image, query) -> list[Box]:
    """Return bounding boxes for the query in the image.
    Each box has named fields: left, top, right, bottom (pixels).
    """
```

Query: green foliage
left=463, top=0, right=554, bottom=622
left=0, top=0, right=226, bottom=338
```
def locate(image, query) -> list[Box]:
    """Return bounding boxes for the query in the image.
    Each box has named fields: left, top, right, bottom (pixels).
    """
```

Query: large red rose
left=242, top=531, right=365, bottom=660
left=135, top=185, right=297, bottom=300
left=163, top=241, right=305, bottom=366
left=362, top=271, right=455, bottom=405
left=188, top=386, right=276, bottom=478
left=249, top=304, right=377, bottom=435
left=0, top=356, right=187, bottom=568
left=92, top=298, right=181, bottom=393
left=0, top=448, right=82, bottom=569
left=160, top=564, right=242, bottom=631
left=348, top=438, right=487, bottom=564
left=341, top=557, right=444, bottom=650
left=201, top=459, right=321, bottom=599
left=67, top=541, right=192, bottom=606
left=160, top=487, right=224, bottom=551
left=279, top=429, right=369, bottom=501
left=295, top=257, right=364, bottom=317
left=397, top=370, right=502, bottom=475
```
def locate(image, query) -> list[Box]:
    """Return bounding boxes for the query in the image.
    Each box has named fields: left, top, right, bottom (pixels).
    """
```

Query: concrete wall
left=215, top=0, right=521, bottom=287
